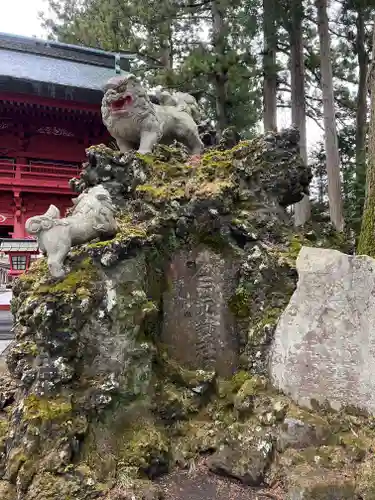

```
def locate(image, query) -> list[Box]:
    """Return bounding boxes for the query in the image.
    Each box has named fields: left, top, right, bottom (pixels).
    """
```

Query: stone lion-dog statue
left=101, top=74, right=204, bottom=155
left=25, top=185, right=117, bottom=278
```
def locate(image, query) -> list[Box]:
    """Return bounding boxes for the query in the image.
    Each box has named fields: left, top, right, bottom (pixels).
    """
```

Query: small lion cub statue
left=101, top=74, right=204, bottom=156
left=25, top=185, right=117, bottom=278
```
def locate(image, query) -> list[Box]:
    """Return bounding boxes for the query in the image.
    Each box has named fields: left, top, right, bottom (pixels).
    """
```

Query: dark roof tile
left=0, top=33, right=134, bottom=102
left=0, top=49, right=121, bottom=91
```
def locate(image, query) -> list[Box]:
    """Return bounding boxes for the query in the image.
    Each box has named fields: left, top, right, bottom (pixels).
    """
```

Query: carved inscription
left=162, top=247, right=239, bottom=376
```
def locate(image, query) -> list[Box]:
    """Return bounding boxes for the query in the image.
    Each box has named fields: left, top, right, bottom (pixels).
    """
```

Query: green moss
left=118, top=418, right=169, bottom=472
left=286, top=404, right=333, bottom=428
left=199, top=150, right=234, bottom=180
left=230, top=139, right=252, bottom=152
left=19, top=258, right=48, bottom=285
left=135, top=144, right=238, bottom=203
left=285, top=463, right=356, bottom=499
left=17, top=459, right=37, bottom=492
left=170, top=419, right=221, bottom=465
left=258, top=307, right=282, bottom=328
left=150, top=159, right=192, bottom=178
left=86, top=239, right=116, bottom=249
left=155, top=382, right=202, bottom=420
left=284, top=445, right=351, bottom=471
left=325, top=230, right=350, bottom=252
left=276, top=234, right=312, bottom=266
left=236, top=376, right=267, bottom=399
left=190, top=229, right=236, bottom=255
left=114, top=287, right=158, bottom=326
left=38, top=258, right=97, bottom=298
left=338, top=432, right=367, bottom=461
left=0, top=418, right=9, bottom=440
left=228, top=285, right=252, bottom=317
left=201, top=148, right=232, bottom=165
left=159, top=352, right=215, bottom=388
left=357, top=457, right=375, bottom=498
left=134, top=153, right=193, bottom=202
left=231, top=212, right=257, bottom=235
left=0, top=480, right=16, bottom=500
left=232, top=376, right=268, bottom=417
left=25, top=471, right=95, bottom=500
left=357, top=167, right=375, bottom=256
left=216, top=370, right=252, bottom=400
left=12, top=340, right=39, bottom=358
left=113, top=214, right=149, bottom=243
left=136, top=183, right=185, bottom=201
left=7, top=448, right=28, bottom=482
left=136, top=153, right=155, bottom=165
left=288, top=234, right=305, bottom=259
left=243, top=306, right=283, bottom=352
left=23, top=395, right=72, bottom=422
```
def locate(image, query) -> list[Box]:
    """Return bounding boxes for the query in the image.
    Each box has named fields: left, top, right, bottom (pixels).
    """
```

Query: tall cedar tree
left=263, top=0, right=278, bottom=131
left=289, top=0, right=311, bottom=225
left=41, top=0, right=262, bottom=137
left=358, top=19, right=375, bottom=256
left=316, top=0, right=345, bottom=231
left=303, top=1, right=372, bottom=234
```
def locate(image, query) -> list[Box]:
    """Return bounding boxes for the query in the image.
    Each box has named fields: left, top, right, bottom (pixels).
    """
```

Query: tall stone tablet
left=270, top=246, right=375, bottom=415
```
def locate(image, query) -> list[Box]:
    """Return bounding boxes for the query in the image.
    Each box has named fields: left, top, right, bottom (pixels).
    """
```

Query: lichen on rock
left=0, top=128, right=364, bottom=499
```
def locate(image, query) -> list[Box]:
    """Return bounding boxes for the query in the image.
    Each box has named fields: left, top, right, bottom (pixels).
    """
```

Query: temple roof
left=0, top=33, right=135, bottom=105
left=0, top=238, right=38, bottom=252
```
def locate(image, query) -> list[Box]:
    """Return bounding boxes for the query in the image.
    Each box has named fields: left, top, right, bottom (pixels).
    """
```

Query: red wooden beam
left=0, top=182, right=75, bottom=195
left=0, top=162, right=79, bottom=195
left=0, top=92, right=101, bottom=114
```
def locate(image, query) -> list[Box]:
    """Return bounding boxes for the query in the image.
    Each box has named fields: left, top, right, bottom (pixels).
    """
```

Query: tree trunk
left=315, top=0, right=344, bottom=231
left=159, top=32, right=173, bottom=70
left=358, top=21, right=375, bottom=256
left=354, top=7, right=368, bottom=206
left=263, top=0, right=278, bottom=131
left=211, top=0, right=229, bottom=135
left=290, top=0, right=311, bottom=226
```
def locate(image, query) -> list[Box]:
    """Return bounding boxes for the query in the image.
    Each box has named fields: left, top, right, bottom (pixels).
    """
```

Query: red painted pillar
left=13, top=191, right=24, bottom=238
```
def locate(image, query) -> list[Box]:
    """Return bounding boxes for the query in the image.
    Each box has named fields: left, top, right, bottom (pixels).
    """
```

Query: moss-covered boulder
left=285, top=465, right=356, bottom=500
left=0, top=129, right=360, bottom=499
left=207, top=425, right=274, bottom=486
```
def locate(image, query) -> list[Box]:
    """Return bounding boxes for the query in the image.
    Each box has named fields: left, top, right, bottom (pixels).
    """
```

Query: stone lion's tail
left=155, top=90, right=202, bottom=123
left=25, top=205, right=60, bottom=235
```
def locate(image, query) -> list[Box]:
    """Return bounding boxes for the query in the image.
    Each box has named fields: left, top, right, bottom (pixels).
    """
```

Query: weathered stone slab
left=270, top=246, right=375, bottom=415
left=162, top=247, right=239, bottom=377
left=285, top=465, right=356, bottom=500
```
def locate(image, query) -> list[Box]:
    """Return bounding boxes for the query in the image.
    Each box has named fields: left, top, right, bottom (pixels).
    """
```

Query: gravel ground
left=157, top=460, right=285, bottom=500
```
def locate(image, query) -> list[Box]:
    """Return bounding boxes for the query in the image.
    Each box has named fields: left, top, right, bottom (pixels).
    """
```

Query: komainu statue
left=154, top=88, right=202, bottom=123
left=25, top=185, right=117, bottom=278
left=101, top=74, right=204, bottom=155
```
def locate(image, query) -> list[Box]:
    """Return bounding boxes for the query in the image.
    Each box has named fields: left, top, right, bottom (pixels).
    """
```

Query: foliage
left=41, top=0, right=262, bottom=136
left=40, top=0, right=375, bottom=234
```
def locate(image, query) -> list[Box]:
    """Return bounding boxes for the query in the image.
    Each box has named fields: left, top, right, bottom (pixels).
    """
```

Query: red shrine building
left=0, top=32, right=133, bottom=282
left=0, top=33, right=133, bottom=348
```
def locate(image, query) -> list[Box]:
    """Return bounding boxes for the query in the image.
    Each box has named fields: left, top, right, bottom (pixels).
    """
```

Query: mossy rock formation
left=0, top=130, right=363, bottom=499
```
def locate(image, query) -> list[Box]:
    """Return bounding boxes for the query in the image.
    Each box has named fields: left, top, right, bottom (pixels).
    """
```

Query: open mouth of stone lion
left=109, top=94, right=133, bottom=114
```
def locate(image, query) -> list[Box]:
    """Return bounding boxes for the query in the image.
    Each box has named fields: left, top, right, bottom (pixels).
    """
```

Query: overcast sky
left=0, top=0, right=323, bottom=151
left=0, top=0, right=46, bottom=38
